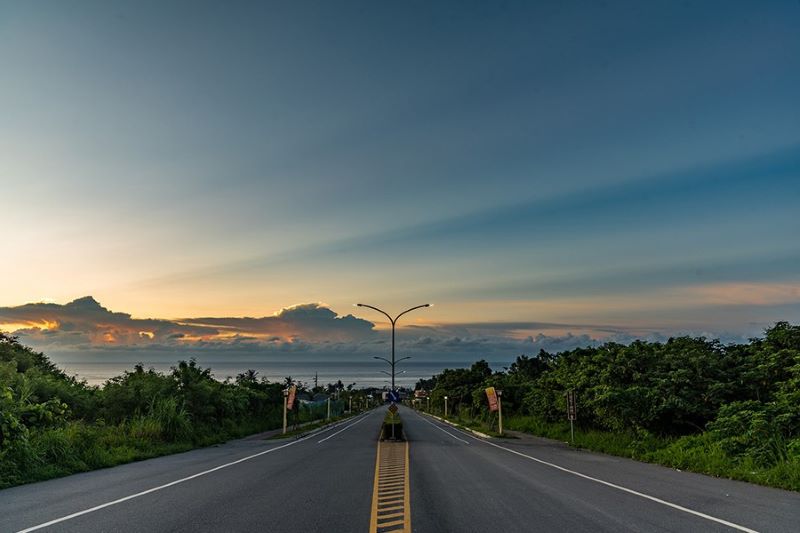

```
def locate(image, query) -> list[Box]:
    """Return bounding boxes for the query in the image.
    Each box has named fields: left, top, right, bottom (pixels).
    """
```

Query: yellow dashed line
left=369, top=440, right=410, bottom=533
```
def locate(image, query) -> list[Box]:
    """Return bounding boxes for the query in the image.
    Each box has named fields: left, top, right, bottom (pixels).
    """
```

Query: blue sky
left=1, top=1, right=799, bottom=362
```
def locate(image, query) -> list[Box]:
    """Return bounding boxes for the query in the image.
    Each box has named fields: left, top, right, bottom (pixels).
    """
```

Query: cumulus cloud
left=0, top=297, right=748, bottom=361
left=180, top=303, right=375, bottom=342
left=0, top=297, right=375, bottom=353
left=0, top=297, right=216, bottom=349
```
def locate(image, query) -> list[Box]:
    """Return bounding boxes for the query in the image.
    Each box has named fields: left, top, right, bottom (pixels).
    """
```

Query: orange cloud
left=0, top=297, right=376, bottom=350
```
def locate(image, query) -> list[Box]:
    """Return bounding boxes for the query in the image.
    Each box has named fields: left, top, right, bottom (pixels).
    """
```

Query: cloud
left=180, top=303, right=375, bottom=342
left=0, top=297, right=217, bottom=349
left=0, top=297, right=763, bottom=362
left=0, top=297, right=375, bottom=352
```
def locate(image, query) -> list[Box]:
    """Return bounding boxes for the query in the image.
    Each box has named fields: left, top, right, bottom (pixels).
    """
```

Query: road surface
left=1, top=406, right=798, bottom=532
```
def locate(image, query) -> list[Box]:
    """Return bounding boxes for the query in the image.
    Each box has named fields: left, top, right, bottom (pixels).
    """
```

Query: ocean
left=53, top=359, right=512, bottom=389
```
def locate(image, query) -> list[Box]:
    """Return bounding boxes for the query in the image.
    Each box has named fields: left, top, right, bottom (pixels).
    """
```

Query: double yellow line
left=369, top=440, right=410, bottom=533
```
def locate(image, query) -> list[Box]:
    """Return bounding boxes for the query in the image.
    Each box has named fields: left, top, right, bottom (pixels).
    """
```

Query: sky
left=1, top=1, right=799, bottom=366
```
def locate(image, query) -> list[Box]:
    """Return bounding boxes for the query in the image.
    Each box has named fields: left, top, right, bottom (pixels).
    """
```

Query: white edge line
left=15, top=418, right=352, bottom=533
left=417, top=412, right=758, bottom=533
left=317, top=411, right=371, bottom=443
left=426, top=412, right=491, bottom=438
left=414, top=411, right=469, bottom=444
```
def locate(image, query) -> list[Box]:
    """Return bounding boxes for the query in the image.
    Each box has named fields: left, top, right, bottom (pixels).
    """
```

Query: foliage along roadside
left=0, top=333, right=360, bottom=489
left=416, top=322, right=800, bottom=492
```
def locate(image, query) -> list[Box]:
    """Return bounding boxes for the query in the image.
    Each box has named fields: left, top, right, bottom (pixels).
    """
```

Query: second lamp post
left=357, top=303, right=431, bottom=391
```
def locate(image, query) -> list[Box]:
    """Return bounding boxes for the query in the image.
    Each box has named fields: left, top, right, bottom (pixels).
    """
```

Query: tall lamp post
left=356, top=303, right=431, bottom=391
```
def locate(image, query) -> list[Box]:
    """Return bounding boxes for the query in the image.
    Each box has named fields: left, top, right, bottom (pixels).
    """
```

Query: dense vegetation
left=417, top=322, right=800, bottom=491
left=0, top=333, right=355, bottom=488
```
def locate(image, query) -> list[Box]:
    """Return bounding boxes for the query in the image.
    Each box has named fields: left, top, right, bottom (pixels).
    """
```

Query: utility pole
left=327, top=396, right=331, bottom=420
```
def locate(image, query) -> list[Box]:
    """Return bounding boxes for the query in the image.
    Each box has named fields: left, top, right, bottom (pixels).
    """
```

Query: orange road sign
left=485, top=387, right=499, bottom=412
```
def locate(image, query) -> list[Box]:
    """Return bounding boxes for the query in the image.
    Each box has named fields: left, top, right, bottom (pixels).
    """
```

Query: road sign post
left=486, top=387, right=503, bottom=435
left=286, top=385, right=297, bottom=431
left=566, top=389, right=577, bottom=444
left=282, top=390, right=288, bottom=435
left=388, top=403, right=399, bottom=440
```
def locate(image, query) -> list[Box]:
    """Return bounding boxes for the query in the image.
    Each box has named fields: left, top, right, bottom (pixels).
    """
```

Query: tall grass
left=0, top=411, right=280, bottom=488
left=0, top=400, right=350, bottom=489
left=453, top=414, right=800, bottom=492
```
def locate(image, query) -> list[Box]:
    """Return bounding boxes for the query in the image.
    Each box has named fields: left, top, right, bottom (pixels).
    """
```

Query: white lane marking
left=15, top=420, right=346, bottom=533
left=414, top=411, right=469, bottom=444
left=317, top=412, right=370, bottom=443
left=417, top=413, right=758, bottom=533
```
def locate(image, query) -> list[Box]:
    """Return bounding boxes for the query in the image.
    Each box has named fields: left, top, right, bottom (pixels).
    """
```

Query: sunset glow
left=1, top=320, right=60, bottom=333
left=0, top=2, right=798, bottom=365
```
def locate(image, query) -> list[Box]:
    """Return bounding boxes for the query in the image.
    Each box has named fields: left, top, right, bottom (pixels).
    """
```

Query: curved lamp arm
left=357, top=303, right=431, bottom=325
left=394, top=304, right=431, bottom=323
left=356, top=303, right=394, bottom=324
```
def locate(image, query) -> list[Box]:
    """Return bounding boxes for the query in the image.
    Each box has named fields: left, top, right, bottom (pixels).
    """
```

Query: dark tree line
left=419, top=322, right=800, bottom=467
left=0, top=333, right=355, bottom=487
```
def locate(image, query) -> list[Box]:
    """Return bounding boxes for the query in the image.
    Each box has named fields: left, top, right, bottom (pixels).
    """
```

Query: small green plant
left=382, top=411, right=403, bottom=440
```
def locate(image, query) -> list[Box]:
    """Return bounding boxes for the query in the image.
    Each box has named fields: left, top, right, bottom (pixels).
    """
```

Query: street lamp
left=444, top=395, right=449, bottom=418
left=357, top=303, right=431, bottom=391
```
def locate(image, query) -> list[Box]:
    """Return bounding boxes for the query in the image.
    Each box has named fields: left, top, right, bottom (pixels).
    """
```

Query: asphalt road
left=0, top=410, right=381, bottom=533
left=1, top=405, right=799, bottom=532
left=404, top=408, right=800, bottom=533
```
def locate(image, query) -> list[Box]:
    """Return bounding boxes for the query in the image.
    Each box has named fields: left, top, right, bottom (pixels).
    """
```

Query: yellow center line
left=369, top=440, right=410, bottom=533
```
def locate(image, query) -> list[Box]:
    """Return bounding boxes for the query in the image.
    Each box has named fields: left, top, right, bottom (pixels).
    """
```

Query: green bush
left=417, top=322, right=800, bottom=491
left=0, top=332, right=316, bottom=489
